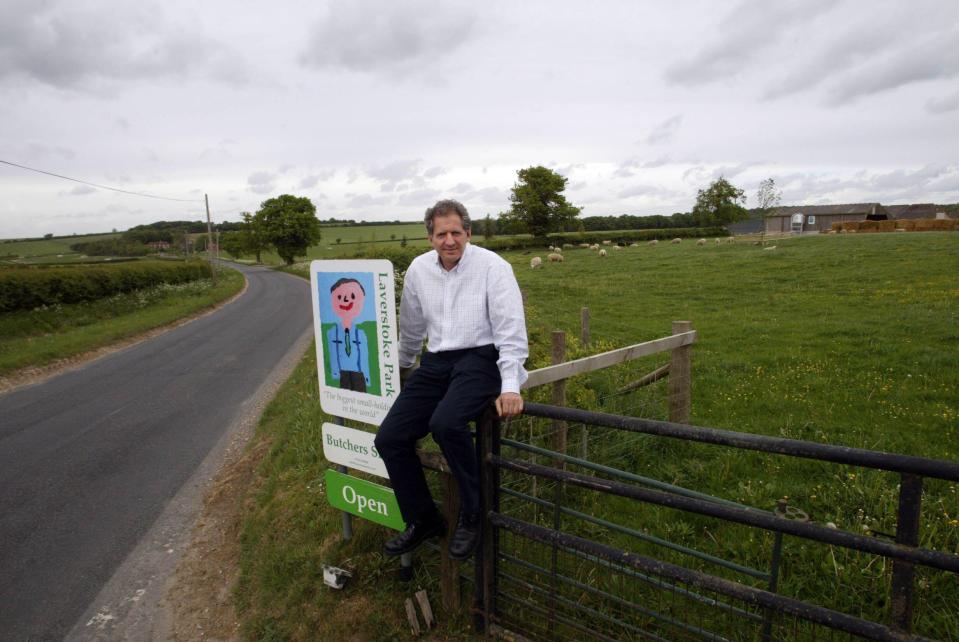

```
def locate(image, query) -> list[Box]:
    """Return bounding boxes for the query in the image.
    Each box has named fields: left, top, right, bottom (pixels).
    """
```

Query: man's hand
left=495, top=392, right=523, bottom=420
left=399, top=366, right=416, bottom=385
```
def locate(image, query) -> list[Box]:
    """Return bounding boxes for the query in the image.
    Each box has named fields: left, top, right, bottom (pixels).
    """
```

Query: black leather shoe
left=448, top=512, right=480, bottom=561
left=383, top=513, right=446, bottom=556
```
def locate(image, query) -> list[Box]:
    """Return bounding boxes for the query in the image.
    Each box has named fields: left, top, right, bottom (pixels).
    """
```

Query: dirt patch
left=0, top=276, right=248, bottom=395
left=164, top=435, right=270, bottom=641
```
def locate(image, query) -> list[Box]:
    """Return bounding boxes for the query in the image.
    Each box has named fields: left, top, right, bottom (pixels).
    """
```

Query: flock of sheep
left=529, top=237, right=736, bottom=268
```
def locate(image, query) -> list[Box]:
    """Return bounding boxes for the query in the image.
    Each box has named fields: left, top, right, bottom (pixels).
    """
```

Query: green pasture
left=237, top=232, right=957, bottom=640
left=0, top=233, right=120, bottom=264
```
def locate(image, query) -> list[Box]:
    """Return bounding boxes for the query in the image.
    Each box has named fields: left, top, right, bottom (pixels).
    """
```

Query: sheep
left=670, top=238, right=682, bottom=244
left=598, top=248, right=608, bottom=257
left=579, top=243, right=590, bottom=248
left=726, top=236, right=735, bottom=243
left=563, top=243, right=574, bottom=249
left=696, top=238, right=707, bottom=246
left=530, top=256, right=543, bottom=269
left=588, top=244, right=600, bottom=251
left=648, top=239, right=659, bottom=246
left=547, top=253, right=564, bottom=262
left=629, top=243, right=639, bottom=247
left=602, top=240, right=612, bottom=245
left=715, top=238, right=722, bottom=245
left=554, top=246, right=562, bottom=253
left=763, top=245, right=777, bottom=251
left=613, top=245, right=622, bottom=250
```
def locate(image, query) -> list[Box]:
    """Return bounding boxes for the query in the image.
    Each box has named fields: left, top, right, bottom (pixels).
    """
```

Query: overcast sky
left=2, top=0, right=958, bottom=238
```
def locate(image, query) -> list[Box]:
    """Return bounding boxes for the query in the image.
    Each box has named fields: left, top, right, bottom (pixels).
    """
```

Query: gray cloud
left=424, top=166, right=447, bottom=178
left=927, top=90, right=959, bottom=114
left=665, top=0, right=835, bottom=85
left=368, top=159, right=422, bottom=183
left=824, top=28, right=959, bottom=106
left=346, top=193, right=390, bottom=208
left=617, top=184, right=677, bottom=199
left=645, top=115, right=683, bottom=145
left=396, top=188, right=442, bottom=207
left=450, top=182, right=473, bottom=194
left=247, top=171, right=277, bottom=195
left=0, top=1, right=247, bottom=91
left=25, top=141, right=75, bottom=160
left=300, top=0, right=477, bottom=74
left=711, top=162, right=756, bottom=180
left=59, top=184, right=97, bottom=196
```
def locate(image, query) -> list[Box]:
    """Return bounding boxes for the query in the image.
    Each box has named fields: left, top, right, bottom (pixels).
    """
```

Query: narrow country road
left=0, top=263, right=312, bottom=641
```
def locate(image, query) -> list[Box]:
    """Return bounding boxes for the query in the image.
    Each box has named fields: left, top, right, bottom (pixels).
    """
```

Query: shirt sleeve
left=487, top=261, right=529, bottom=394
left=398, top=264, right=427, bottom=369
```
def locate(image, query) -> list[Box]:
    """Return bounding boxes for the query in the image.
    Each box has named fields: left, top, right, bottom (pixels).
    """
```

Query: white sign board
left=322, top=422, right=388, bottom=478
left=309, top=260, right=401, bottom=425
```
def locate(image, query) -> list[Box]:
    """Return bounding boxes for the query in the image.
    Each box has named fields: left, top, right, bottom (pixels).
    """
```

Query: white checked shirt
left=399, top=243, right=529, bottom=394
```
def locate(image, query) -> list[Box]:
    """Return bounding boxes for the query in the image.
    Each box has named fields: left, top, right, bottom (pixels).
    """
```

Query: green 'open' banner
left=325, top=468, right=406, bottom=531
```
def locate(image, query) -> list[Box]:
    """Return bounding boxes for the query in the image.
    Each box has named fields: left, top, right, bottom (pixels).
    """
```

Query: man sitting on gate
left=374, top=198, right=528, bottom=560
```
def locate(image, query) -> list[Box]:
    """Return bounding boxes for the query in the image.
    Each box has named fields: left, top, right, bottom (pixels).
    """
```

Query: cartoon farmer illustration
left=327, top=277, right=371, bottom=392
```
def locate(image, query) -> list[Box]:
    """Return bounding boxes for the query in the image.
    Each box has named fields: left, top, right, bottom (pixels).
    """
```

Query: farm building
left=763, top=203, right=890, bottom=234
left=884, top=203, right=942, bottom=220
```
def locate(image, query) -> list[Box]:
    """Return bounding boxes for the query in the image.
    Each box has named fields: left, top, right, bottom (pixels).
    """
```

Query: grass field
left=0, top=265, right=244, bottom=376
left=235, top=232, right=958, bottom=640
left=0, top=233, right=121, bottom=264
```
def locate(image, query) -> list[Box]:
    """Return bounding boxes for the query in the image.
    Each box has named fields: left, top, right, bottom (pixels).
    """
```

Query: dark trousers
left=374, top=345, right=501, bottom=524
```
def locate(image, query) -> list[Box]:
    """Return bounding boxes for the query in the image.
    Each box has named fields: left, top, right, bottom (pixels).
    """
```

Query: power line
left=0, top=158, right=201, bottom=203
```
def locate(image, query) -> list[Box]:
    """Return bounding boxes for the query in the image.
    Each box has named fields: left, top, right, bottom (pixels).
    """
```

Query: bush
left=0, top=261, right=213, bottom=312
left=70, top=238, right=151, bottom=256
left=347, top=245, right=421, bottom=272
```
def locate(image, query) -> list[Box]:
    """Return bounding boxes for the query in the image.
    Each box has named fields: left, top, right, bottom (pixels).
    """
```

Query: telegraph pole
left=205, top=193, right=217, bottom=285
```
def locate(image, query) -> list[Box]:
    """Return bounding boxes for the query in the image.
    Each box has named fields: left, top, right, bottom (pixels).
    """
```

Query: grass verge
left=0, top=265, right=244, bottom=376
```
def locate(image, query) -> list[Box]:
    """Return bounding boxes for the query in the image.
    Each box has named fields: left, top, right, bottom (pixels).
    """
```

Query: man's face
left=429, top=212, right=471, bottom=269
left=331, top=281, right=365, bottom=325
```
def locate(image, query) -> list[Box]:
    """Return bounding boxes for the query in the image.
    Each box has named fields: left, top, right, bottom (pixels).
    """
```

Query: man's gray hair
left=424, top=199, right=471, bottom=235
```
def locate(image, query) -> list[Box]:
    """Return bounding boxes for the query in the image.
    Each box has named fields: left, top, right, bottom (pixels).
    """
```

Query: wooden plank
left=415, top=589, right=435, bottom=628
left=405, top=597, right=421, bottom=635
left=522, top=330, right=697, bottom=389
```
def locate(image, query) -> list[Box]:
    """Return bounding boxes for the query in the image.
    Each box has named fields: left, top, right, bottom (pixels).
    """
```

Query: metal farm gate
left=467, top=404, right=959, bottom=642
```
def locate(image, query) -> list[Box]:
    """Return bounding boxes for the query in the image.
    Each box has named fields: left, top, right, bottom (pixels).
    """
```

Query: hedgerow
left=474, top=226, right=728, bottom=251
left=0, top=260, right=213, bottom=312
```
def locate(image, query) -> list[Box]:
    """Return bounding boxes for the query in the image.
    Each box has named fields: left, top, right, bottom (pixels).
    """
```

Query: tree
left=755, top=178, right=782, bottom=245
left=691, top=177, right=748, bottom=227
left=239, top=211, right=270, bottom=263
left=508, top=166, right=581, bottom=238
left=254, top=195, right=321, bottom=265
left=220, top=231, right=245, bottom=260
left=483, top=213, right=495, bottom=240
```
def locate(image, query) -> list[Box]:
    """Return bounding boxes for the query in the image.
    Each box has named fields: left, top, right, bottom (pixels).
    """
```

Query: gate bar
left=491, top=455, right=959, bottom=574
left=523, top=403, right=959, bottom=481
left=490, top=513, right=935, bottom=642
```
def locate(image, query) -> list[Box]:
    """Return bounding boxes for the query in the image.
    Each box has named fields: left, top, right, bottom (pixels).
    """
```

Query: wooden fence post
left=668, top=321, right=692, bottom=423
left=551, top=331, right=567, bottom=466
left=580, top=307, right=590, bottom=346
left=439, top=471, right=460, bottom=612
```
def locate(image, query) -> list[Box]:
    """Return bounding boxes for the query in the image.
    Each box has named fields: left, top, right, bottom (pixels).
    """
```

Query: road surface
left=0, top=263, right=312, bottom=641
